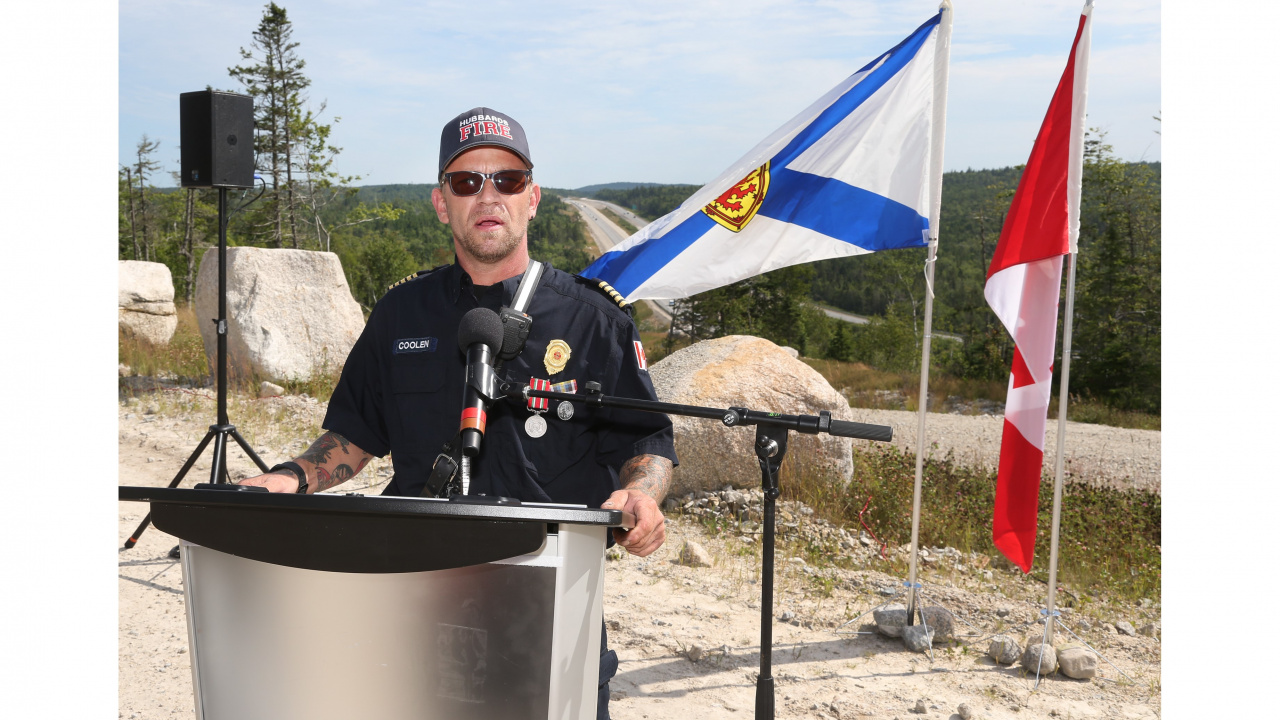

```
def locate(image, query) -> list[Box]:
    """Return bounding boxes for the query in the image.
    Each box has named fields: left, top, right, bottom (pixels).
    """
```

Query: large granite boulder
left=119, top=260, right=178, bottom=345
left=195, top=248, right=365, bottom=382
left=649, top=336, right=855, bottom=495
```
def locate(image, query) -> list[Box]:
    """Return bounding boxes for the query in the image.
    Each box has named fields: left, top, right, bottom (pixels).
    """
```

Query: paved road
left=575, top=197, right=650, bottom=232
left=564, top=198, right=673, bottom=326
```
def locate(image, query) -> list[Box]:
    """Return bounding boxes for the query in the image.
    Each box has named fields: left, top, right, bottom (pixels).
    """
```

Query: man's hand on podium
left=239, top=471, right=304, bottom=493
left=604, top=454, right=674, bottom=557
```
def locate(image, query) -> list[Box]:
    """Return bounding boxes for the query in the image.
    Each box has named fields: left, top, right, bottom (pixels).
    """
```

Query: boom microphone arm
left=496, top=380, right=893, bottom=442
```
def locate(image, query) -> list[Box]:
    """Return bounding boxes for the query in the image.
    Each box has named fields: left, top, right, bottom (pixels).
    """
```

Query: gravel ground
left=118, top=387, right=1161, bottom=719
left=844, top=408, right=1161, bottom=494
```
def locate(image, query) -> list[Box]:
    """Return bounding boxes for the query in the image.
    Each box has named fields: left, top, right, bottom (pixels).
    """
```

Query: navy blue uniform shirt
left=323, top=262, right=677, bottom=507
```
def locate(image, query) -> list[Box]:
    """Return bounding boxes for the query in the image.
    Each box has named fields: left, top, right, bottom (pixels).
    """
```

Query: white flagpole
left=1045, top=0, right=1094, bottom=641
left=906, top=0, right=953, bottom=624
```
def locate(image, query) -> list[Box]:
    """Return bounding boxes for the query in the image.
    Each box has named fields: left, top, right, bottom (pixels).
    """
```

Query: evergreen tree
left=1070, top=132, right=1161, bottom=412
left=229, top=2, right=310, bottom=248
left=124, top=135, right=162, bottom=261
left=665, top=265, right=830, bottom=356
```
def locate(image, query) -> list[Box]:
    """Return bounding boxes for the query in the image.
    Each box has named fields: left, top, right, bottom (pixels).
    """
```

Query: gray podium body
left=120, top=487, right=628, bottom=720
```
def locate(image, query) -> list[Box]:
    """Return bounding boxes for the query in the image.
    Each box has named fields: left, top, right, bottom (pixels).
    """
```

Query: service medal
left=556, top=401, right=574, bottom=421
left=544, top=339, right=571, bottom=376
left=525, top=413, right=547, bottom=438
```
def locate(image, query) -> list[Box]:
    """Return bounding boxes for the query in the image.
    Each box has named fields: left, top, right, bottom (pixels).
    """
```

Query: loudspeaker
left=180, top=91, right=255, bottom=189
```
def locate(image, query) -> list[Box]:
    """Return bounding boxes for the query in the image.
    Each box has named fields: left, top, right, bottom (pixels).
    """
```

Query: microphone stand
left=490, top=378, right=893, bottom=720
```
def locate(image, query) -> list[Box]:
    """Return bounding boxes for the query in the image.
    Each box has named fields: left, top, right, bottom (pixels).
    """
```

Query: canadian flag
left=985, top=3, right=1092, bottom=573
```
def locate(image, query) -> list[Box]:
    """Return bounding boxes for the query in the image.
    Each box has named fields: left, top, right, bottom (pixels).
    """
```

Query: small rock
left=259, top=381, right=285, bottom=398
left=988, top=635, right=1020, bottom=665
left=982, top=570, right=994, bottom=580
left=995, top=607, right=1011, bottom=618
left=686, top=644, right=705, bottom=662
left=1138, top=622, right=1160, bottom=638
left=677, top=540, right=713, bottom=567
left=1056, top=644, right=1098, bottom=679
left=662, top=497, right=679, bottom=512
left=780, top=346, right=800, bottom=358
left=873, top=604, right=908, bottom=637
left=118, top=363, right=131, bottom=377
left=177, top=647, right=187, bottom=654
left=1076, top=619, right=1092, bottom=632
left=1115, top=621, right=1136, bottom=637
left=1020, top=643, right=1058, bottom=674
left=919, top=606, right=955, bottom=640
left=957, top=702, right=975, bottom=720
left=912, top=699, right=927, bottom=714
left=610, top=690, right=627, bottom=701
left=878, top=586, right=898, bottom=597
left=778, top=610, right=796, bottom=623
left=902, top=623, right=934, bottom=653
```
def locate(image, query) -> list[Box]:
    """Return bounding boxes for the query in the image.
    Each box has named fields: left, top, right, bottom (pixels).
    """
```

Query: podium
left=119, top=486, right=632, bottom=720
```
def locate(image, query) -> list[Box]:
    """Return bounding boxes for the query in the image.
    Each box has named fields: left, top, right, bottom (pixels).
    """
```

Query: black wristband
left=269, top=462, right=308, bottom=494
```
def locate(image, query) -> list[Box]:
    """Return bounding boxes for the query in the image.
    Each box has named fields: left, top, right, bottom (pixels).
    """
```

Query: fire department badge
left=544, top=339, right=571, bottom=376
left=701, top=161, right=770, bottom=232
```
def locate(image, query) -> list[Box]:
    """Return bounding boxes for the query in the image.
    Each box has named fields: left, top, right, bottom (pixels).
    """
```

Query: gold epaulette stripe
left=597, top=280, right=630, bottom=308
left=388, top=270, right=425, bottom=291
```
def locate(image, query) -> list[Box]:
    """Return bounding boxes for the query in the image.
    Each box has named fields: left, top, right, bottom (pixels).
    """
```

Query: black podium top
left=120, top=486, right=632, bottom=574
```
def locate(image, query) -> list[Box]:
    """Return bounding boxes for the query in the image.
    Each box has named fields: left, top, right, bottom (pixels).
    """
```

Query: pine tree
left=229, top=2, right=310, bottom=248
left=125, top=135, right=162, bottom=261
left=1071, top=131, right=1161, bottom=412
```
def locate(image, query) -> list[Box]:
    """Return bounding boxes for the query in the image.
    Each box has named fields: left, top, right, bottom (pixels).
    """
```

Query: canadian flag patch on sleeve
left=633, top=340, right=648, bottom=371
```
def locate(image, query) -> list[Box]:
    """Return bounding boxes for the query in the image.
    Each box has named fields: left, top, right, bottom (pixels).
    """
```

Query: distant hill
left=573, top=181, right=666, bottom=197
left=351, top=184, right=436, bottom=204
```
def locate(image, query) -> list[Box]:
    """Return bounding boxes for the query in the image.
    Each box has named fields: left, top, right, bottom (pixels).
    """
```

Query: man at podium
left=238, top=106, right=677, bottom=719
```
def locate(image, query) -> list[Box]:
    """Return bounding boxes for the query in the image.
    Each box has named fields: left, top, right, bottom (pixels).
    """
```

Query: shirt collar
left=445, top=260, right=525, bottom=307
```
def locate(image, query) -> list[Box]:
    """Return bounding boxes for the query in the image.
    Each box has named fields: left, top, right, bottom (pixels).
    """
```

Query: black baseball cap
left=438, top=107, right=533, bottom=177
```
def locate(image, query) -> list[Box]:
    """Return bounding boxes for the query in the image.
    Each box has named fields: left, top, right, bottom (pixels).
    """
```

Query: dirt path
left=118, top=392, right=1160, bottom=719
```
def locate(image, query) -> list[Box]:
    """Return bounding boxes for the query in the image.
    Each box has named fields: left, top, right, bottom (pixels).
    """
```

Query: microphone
left=457, top=307, right=505, bottom=457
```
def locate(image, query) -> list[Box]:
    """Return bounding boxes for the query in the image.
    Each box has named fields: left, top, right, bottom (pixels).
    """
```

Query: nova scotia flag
left=583, top=10, right=951, bottom=301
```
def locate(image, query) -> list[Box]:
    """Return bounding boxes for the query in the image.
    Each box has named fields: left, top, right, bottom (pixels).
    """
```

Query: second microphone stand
left=489, top=377, right=893, bottom=720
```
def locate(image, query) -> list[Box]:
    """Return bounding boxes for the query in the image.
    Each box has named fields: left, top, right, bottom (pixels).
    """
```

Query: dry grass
left=776, top=444, right=1160, bottom=603
left=119, top=303, right=343, bottom=401
left=118, top=304, right=209, bottom=382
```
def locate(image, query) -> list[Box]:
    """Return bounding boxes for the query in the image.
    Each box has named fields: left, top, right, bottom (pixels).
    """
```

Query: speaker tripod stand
left=124, top=186, right=269, bottom=552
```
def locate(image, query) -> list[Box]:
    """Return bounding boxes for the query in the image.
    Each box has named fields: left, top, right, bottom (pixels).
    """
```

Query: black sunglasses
left=441, top=169, right=532, bottom=197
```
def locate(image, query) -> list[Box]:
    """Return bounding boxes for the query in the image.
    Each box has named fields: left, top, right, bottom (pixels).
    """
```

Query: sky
left=119, top=0, right=1160, bottom=189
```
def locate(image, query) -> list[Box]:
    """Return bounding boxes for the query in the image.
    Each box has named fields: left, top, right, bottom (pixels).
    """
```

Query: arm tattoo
left=314, top=466, right=333, bottom=492
left=620, top=454, right=673, bottom=504
left=294, top=431, right=369, bottom=492
left=299, top=432, right=344, bottom=466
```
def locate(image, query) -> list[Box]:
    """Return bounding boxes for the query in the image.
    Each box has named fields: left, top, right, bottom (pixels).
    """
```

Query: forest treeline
left=587, top=137, right=1161, bottom=414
